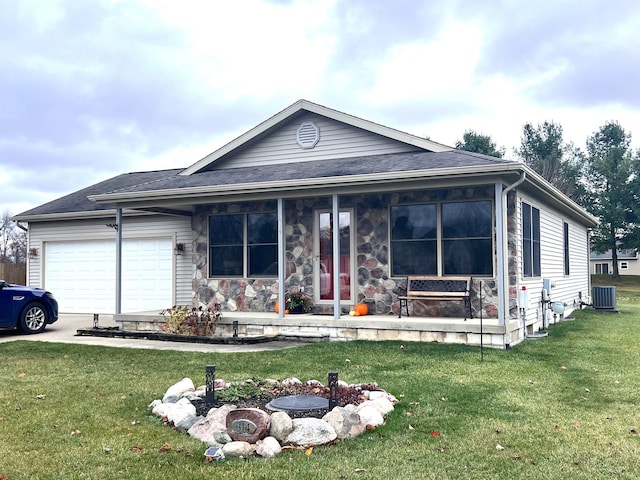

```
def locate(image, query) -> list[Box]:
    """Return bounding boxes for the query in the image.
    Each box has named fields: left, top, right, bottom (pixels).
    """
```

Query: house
left=14, top=100, right=598, bottom=348
left=590, top=249, right=640, bottom=275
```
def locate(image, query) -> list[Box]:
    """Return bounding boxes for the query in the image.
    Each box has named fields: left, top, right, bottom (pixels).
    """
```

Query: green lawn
left=1, top=281, right=640, bottom=479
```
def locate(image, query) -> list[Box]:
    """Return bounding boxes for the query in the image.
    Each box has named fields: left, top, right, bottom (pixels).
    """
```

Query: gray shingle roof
left=15, top=150, right=512, bottom=218
left=106, top=150, right=512, bottom=195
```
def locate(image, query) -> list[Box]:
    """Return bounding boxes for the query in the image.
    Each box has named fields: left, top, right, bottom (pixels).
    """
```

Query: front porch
left=114, top=311, right=519, bottom=349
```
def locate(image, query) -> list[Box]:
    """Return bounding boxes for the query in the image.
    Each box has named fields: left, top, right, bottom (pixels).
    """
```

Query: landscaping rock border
left=149, top=377, right=398, bottom=460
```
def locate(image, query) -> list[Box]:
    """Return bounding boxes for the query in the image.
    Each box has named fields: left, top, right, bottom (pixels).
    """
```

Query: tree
left=455, top=130, right=505, bottom=158
left=584, top=122, right=640, bottom=278
left=515, top=121, right=587, bottom=203
left=0, top=211, right=27, bottom=264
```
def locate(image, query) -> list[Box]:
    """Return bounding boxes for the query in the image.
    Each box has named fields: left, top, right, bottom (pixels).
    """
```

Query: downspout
left=115, top=208, right=123, bottom=315
left=497, top=171, right=526, bottom=331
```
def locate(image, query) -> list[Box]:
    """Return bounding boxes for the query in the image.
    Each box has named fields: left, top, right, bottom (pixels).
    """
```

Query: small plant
left=285, top=292, right=313, bottom=314
left=159, top=305, right=221, bottom=336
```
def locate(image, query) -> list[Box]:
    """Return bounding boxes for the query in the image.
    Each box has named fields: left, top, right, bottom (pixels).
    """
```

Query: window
left=442, top=201, right=493, bottom=275
left=595, top=263, right=609, bottom=275
left=563, top=222, right=570, bottom=275
left=391, top=204, right=437, bottom=275
left=209, top=212, right=277, bottom=277
left=522, top=202, right=541, bottom=277
left=620, top=261, right=629, bottom=270
left=390, top=200, right=493, bottom=276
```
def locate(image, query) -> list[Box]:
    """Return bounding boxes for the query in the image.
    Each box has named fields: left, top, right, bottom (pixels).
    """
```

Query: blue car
left=0, top=280, right=59, bottom=334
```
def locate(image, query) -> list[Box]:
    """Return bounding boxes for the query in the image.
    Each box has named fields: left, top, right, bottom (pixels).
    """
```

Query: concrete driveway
left=0, top=313, right=306, bottom=353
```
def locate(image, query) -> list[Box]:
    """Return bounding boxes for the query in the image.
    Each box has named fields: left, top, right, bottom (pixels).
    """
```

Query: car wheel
left=19, top=303, right=48, bottom=334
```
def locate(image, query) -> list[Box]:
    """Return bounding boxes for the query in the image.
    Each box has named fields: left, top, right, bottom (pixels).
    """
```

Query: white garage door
left=45, top=238, right=173, bottom=314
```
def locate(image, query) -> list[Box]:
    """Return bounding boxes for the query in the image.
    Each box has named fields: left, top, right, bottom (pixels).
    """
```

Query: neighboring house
left=14, top=100, right=598, bottom=348
left=590, top=249, right=640, bottom=275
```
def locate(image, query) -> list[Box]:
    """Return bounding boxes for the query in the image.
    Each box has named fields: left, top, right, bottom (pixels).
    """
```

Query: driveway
left=0, top=313, right=306, bottom=353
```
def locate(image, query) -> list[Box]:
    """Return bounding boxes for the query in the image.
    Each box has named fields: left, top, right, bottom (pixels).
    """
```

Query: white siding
left=215, top=112, right=422, bottom=169
left=26, top=214, right=193, bottom=308
left=517, top=193, right=591, bottom=325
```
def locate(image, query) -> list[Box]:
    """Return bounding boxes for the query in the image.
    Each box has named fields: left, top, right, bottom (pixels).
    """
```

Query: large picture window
left=391, top=204, right=437, bottom=275
left=390, top=200, right=493, bottom=276
left=209, top=212, right=277, bottom=277
left=522, top=202, right=541, bottom=277
left=442, top=201, right=493, bottom=275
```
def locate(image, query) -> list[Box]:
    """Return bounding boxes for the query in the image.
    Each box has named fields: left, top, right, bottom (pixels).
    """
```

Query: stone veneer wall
left=191, top=187, right=504, bottom=318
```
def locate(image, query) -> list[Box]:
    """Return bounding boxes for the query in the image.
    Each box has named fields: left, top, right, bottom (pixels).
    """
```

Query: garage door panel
left=45, top=239, right=173, bottom=314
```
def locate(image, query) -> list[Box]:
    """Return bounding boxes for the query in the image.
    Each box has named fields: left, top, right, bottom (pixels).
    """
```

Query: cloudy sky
left=2, top=0, right=639, bottom=216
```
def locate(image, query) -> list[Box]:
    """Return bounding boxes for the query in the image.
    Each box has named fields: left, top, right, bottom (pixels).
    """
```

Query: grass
left=1, top=278, right=640, bottom=479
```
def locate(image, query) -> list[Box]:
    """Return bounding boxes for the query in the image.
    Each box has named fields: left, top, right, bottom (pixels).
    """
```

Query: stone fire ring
left=265, top=394, right=329, bottom=412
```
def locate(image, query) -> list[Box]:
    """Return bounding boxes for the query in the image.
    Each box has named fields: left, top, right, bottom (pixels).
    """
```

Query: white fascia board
left=11, top=209, right=157, bottom=223
left=180, top=99, right=453, bottom=176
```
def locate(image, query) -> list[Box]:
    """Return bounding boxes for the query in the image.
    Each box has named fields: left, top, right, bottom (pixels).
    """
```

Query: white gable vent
left=296, top=121, right=320, bottom=149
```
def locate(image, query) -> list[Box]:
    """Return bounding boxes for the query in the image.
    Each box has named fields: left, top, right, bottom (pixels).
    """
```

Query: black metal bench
left=398, top=276, right=472, bottom=320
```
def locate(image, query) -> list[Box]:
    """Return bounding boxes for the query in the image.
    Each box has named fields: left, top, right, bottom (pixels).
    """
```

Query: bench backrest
left=406, top=276, right=470, bottom=297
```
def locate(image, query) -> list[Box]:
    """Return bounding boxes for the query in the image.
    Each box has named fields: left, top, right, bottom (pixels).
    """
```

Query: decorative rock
left=356, top=405, right=385, bottom=428
left=322, top=407, right=366, bottom=440
left=222, top=441, right=253, bottom=458
left=167, top=398, right=197, bottom=426
left=175, top=413, right=201, bottom=432
left=213, top=430, right=233, bottom=444
left=269, top=411, right=293, bottom=442
left=367, top=390, right=388, bottom=401
left=188, top=404, right=237, bottom=444
left=255, top=436, right=282, bottom=458
left=360, top=397, right=395, bottom=416
left=282, top=377, right=302, bottom=386
left=226, top=408, right=270, bottom=443
left=284, top=418, right=337, bottom=446
left=163, top=378, right=195, bottom=403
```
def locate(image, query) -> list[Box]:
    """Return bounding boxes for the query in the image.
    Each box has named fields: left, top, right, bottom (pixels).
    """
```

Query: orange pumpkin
left=354, top=303, right=368, bottom=316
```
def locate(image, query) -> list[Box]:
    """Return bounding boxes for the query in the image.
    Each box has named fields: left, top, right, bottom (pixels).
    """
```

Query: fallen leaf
left=409, top=401, right=420, bottom=406
left=630, top=429, right=638, bottom=435
left=408, top=424, right=415, bottom=431
left=585, top=388, right=590, bottom=393
left=406, top=411, right=414, bottom=417
left=305, top=446, right=313, bottom=456
left=158, top=443, right=172, bottom=452
left=104, top=447, right=112, bottom=454
left=354, top=468, right=366, bottom=473
left=35, top=394, right=46, bottom=400
left=572, top=423, right=580, bottom=429
left=496, top=444, right=505, bottom=451
left=71, top=429, right=81, bottom=436
left=511, top=454, right=521, bottom=461
left=431, top=431, right=441, bottom=438
left=18, top=372, right=26, bottom=378
left=131, top=445, right=144, bottom=452
left=554, top=424, right=560, bottom=430
left=131, top=420, right=140, bottom=425
left=120, top=395, right=127, bottom=400
left=560, top=366, right=567, bottom=370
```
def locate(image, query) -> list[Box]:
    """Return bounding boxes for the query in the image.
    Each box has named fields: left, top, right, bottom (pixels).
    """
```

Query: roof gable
left=180, top=99, right=452, bottom=175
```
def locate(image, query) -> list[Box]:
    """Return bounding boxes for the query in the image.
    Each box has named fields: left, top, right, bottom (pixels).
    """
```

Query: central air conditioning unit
left=592, top=286, right=618, bottom=312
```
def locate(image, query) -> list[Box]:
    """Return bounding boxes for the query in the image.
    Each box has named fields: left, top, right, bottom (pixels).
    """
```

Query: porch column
left=495, top=183, right=506, bottom=326
left=277, top=197, right=285, bottom=319
left=115, top=207, right=122, bottom=315
left=332, top=194, right=340, bottom=319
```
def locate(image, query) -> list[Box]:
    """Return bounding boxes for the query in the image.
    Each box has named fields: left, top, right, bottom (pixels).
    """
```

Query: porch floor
left=115, top=311, right=515, bottom=349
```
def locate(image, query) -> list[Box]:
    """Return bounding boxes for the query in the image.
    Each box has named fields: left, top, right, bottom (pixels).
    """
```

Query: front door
left=314, top=210, right=354, bottom=305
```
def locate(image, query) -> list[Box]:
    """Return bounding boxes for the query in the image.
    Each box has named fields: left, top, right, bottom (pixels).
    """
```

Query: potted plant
left=285, top=292, right=313, bottom=314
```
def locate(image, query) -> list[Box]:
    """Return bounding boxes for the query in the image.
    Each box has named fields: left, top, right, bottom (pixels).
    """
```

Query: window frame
left=389, top=200, right=494, bottom=277
left=522, top=202, right=541, bottom=277
left=208, top=212, right=278, bottom=278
